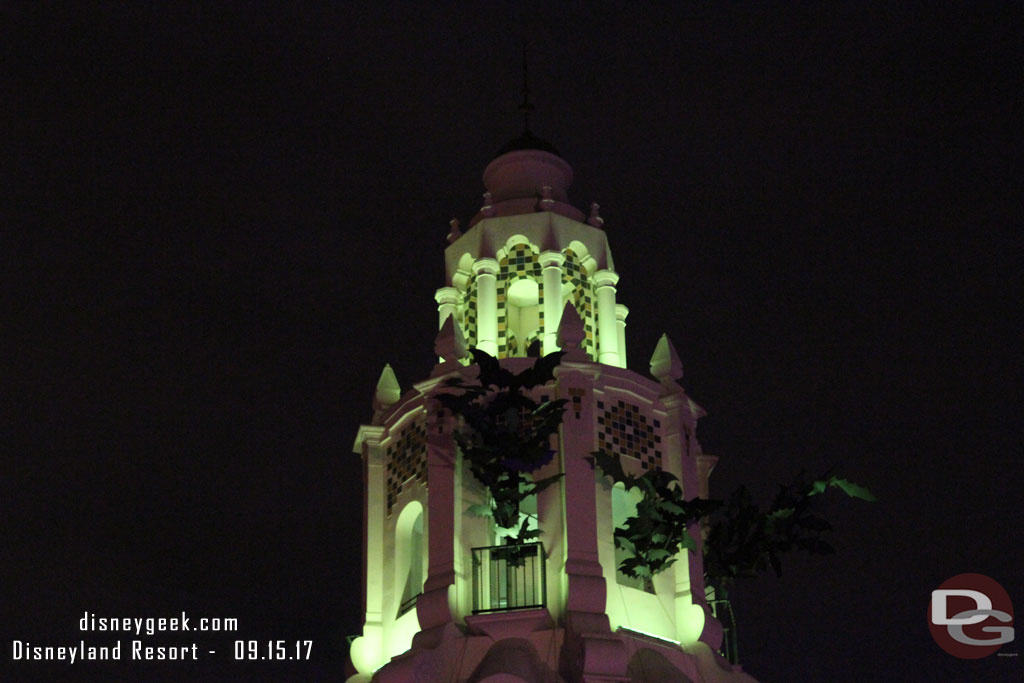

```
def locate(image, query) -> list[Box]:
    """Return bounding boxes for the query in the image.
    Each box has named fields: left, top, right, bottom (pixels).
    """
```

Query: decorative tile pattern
left=386, top=416, right=428, bottom=515
left=464, top=280, right=478, bottom=348
left=569, top=387, right=585, bottom=419
left=497, top=243, right=542, bottom=358
left=502, top=243, right=543, bottom=278
left=461, top=246, right=600, bottom=359
left=596, top=399, right=662, bottom=470
left=562, top=249, right=596, bottom=360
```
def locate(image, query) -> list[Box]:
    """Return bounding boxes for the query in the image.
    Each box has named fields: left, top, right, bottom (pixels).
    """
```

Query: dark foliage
left=592, top=450, right=876, bottom=588
left=590, top=449, right=719, bottom=580
left=435, top=349, right=567, bottom=545
left=703, top=472, right=876, bottom=589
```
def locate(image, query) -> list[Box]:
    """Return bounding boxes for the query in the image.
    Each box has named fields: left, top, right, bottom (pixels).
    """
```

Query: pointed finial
left=650, top=333, right=683, bottom=384
left=434, top=313, right=467, bottom=364
left=373, top=364, right=401, bottom=415
left=446, top=218, right=462, bottom=244
left=519, top=39, right=534, bottom=134
left=556, top=301, right=587, bottom=361
left=588, top=202, right=604, bottom=228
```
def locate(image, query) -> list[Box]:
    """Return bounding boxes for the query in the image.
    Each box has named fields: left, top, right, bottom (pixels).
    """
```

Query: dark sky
left=4, top=2, right=1022, bottom=681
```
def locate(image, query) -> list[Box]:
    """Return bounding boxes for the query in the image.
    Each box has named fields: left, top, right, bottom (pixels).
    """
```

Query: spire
left=434, top=313, right=468, bottom=365
left=375, top=364, right=401, bottom=404
left=372, top=364, right=401, bottom=421
left=519, top=39, right=534, bottom=134
left=556, top=301, right=587, bottom=361
left=494, top=41, right=560, bottom=158
left=650, top=334, right=683, bottom=384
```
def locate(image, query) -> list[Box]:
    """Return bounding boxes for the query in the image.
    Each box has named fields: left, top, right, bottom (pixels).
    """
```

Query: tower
left=348, top=131, right=758, bottom=682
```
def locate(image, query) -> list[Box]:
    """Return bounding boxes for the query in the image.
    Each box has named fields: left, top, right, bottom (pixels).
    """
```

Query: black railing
left=471, top=542, right=546, bottom=614
left=708, top=598, right=738, bottom=665
left=398, top=592, right=420, bottom=617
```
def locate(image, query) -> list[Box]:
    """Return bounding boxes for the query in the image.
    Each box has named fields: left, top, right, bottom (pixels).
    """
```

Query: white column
left=472, top=258, right=499, bottom=357
left=349, top=426, right=387, bottom=674
left=364, top=439, right=385, bottom=625
left=592, top=269, right=620, bottom=366
left=434, top=287, right=462, bottom=362
left=434, top=287, right=460, bottom=328
left=540, top=251, right=565, bottom=356
left=615, top=304, right=629, bottom=369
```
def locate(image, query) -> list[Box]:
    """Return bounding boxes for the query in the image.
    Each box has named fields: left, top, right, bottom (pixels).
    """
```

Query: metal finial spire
left=519, top=39, right=534, bottom=133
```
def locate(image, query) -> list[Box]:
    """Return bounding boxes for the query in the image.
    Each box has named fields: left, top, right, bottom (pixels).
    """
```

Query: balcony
left=471, top=542, right=546, bottom=614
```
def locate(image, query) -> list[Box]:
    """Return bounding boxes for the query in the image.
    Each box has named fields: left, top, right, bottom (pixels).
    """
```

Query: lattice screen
left=385, top=415, right=428, bottom=515
left=596, top=399, right=662, bottom=470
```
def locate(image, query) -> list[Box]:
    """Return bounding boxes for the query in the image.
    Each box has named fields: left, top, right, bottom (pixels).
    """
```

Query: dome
left=467, top=127, right=585, bottom=227
left=495, top=129, right=561, bottom=158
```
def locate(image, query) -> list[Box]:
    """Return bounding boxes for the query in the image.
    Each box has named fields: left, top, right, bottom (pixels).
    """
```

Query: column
left=472, top=258, right=499, bottom=356
left=539, top=251, right=565, bottom=355
left=615, top=304, right=629, bottom=369
left=558, top=367, right=628, bottom=679
left=434, top=287, right=461, bottom=363
left=434, top=286, right=460, bottom=329
left=349, top=426, right=386, bottom=674
left=416, top=405, right=457, bottom=645
left=592, top=269, right=620, bottom=367
left=361, top=434, right=386, bottom=628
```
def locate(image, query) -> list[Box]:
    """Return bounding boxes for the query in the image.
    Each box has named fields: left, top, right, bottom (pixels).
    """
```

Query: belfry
left=348, top=128, right=758, bottom=682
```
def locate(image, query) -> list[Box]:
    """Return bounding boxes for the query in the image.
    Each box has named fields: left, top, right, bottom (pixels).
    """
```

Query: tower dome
left=470, top=131, right=585, bottom=226
left=495, top=128, right=561, bottom=157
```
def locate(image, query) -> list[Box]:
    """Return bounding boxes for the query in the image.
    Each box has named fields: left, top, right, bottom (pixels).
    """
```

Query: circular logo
left=928, top=573, right=1015, bottom=659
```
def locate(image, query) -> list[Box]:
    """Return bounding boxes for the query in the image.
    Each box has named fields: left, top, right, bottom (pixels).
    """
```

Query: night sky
left=5, top=3, right=1022, bottom=681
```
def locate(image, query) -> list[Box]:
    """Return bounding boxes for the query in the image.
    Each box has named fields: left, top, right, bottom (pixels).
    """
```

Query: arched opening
left=475, top=492, right=545, bottom=614
left=612, top=482, right=653, bottom=593
left=561, top=247, right=597, bottom=360
left=395, top=501, right=426, bottom=616
left=493, top=490, right=538, bottom=545
left=506, top=278, right=540, bottom=357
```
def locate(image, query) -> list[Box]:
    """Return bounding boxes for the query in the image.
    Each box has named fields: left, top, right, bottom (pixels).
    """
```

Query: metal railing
left=398, top=592, right=420, bottom=617
left=471, top=542, right=546, bottom=614
left=708, top=598, right=738, bottom=665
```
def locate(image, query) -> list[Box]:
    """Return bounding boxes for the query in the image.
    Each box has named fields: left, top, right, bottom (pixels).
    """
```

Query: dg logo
left=929, top=573, right=1015, bottom=659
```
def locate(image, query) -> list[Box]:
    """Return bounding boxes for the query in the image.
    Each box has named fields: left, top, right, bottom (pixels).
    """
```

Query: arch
left=464, top=277, right=479, bottom=351
left=565, top=240, right=597, bottom=276
left=497, top=242, right=543, bottom=358
left=561, top=247, right=597, bottom=360
left=496, top=234, right=535, bottom=262
left=395, top=500, right=426, bottom=616
left=468, top=638, right=547, bottom=683
left=455, top=252, right=476, bottom=292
